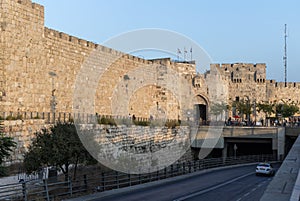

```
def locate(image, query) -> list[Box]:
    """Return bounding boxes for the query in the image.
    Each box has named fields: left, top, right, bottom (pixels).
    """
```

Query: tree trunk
left=64, top=163, right=69, bottom=182
left=73, top=156, right=79, bottom=180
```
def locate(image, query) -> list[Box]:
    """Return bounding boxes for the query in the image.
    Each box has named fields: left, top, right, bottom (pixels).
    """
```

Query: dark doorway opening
left=195, top=104, right=206, bottom=125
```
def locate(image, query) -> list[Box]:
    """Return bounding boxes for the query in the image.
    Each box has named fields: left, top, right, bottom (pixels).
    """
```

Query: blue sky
left=33, top=0, right=300, bottom=82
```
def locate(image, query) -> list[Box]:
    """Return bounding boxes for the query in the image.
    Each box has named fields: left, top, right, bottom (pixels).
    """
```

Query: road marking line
left=243, top=192, right=250, bottom=197
left=173, top=172, right=253, bottom=201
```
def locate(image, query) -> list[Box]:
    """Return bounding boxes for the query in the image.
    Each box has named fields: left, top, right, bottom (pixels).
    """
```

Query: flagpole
left=190, top=47, right=193, bottom=61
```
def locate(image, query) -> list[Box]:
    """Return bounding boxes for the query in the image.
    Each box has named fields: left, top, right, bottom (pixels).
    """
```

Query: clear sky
left=33, top=0, right=300, bottom=82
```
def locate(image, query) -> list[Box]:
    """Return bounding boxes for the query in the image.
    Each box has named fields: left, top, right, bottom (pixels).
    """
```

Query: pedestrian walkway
left=261, top=135, right=300, bottom=201
left=0, top=175, right=20, bottom=185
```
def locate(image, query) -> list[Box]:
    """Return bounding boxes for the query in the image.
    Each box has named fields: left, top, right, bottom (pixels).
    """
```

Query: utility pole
left=284, top=24, right=288, bottom=86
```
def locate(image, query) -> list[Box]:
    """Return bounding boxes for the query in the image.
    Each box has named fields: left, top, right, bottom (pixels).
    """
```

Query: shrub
left=133, top=120, right=150, bottom=126
left=165, top=120, right=180, bottom=128
left=33, top=115, right=40, bottom=119
left=5, top=114, right=22, bottom=121
left=98, top=116, right=116, bottom=126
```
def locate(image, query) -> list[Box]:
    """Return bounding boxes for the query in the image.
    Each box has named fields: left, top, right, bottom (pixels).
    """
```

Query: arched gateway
left=195, top=95, right=208, bottom=125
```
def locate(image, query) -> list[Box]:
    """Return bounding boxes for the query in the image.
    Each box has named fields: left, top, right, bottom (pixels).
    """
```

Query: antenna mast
left=284, top=24, right=287, bottom=86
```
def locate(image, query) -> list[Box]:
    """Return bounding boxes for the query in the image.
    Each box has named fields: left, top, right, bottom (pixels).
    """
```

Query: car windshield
left=258, top=163, right=270, bottom=167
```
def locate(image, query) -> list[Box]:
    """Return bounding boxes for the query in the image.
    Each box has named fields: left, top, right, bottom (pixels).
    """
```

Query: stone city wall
left=267, top=80, right=300, bottom=105
left=0, top=0, right=198, bottom=120
left=2, top=119, right=193, bottom=165
left=2, top=119, right=47, bottom=165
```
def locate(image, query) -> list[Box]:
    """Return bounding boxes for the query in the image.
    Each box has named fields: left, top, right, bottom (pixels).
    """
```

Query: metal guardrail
left=0, top=111, right=178, bottom=125
left=0, top=154, right=276, bottom=201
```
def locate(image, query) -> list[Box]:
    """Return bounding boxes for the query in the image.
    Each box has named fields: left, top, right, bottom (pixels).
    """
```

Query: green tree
left=276, top=103, right=299, bottom=118
left=232, top=100, right=251, bottom=121
left=0, top=121, right=17, bottom=176
left=257, top=102, right=275, bottom=118
left=210, top=102, right=228, bottom=121
left=24, top=123, right=96, bottom=180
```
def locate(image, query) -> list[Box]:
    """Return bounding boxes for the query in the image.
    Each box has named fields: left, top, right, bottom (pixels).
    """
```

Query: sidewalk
left=261, top=135, right=300, bottom=201
left=0, top=175, right=20, bottom=185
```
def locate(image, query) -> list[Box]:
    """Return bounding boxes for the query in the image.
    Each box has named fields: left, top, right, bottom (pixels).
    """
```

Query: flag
left=177, top=48, right=181, bottom=54
left=184, top=47, right=187, bottom=53
left=190, top=47, right=192, bottom=53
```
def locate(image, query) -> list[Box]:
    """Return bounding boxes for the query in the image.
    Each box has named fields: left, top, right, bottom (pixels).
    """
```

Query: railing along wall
left=0, top=154, right=276, bottom=201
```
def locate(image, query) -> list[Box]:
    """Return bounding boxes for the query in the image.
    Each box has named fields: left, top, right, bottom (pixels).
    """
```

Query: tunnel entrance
left=225, top=138, right=273, bottom=157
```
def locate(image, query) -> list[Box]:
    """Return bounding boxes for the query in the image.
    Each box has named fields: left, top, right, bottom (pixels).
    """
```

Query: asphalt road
left=90, top=163, right=280, bottom=201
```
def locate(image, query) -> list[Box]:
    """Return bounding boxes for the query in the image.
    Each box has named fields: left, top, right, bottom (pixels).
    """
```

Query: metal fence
left=0, top=154, right=276, bottom=201
left=0, top=111, right=173, bottom=125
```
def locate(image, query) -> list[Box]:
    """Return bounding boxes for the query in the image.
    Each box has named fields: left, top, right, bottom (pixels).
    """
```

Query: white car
left=256, top=163, right=275, bottom=176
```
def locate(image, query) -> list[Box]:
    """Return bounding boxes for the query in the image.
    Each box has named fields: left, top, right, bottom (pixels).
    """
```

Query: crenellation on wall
left=44, top=27, right=101, bottom=51
left=16, top=0, right=31, bottom=6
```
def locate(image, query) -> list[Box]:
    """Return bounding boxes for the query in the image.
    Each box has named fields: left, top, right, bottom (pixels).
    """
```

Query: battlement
left=17, top=0, right=44, bottom=12
left=211, top=63, right=267, bottom=75
left=267, top=81, right=300, bottom=88
left=45, top=27, right=99, bottom=49
left=219, top=63, right=266, bottom=69
left=148, top=57, right=195, bottom=65
left=43, top=27, right=158, bottom=65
